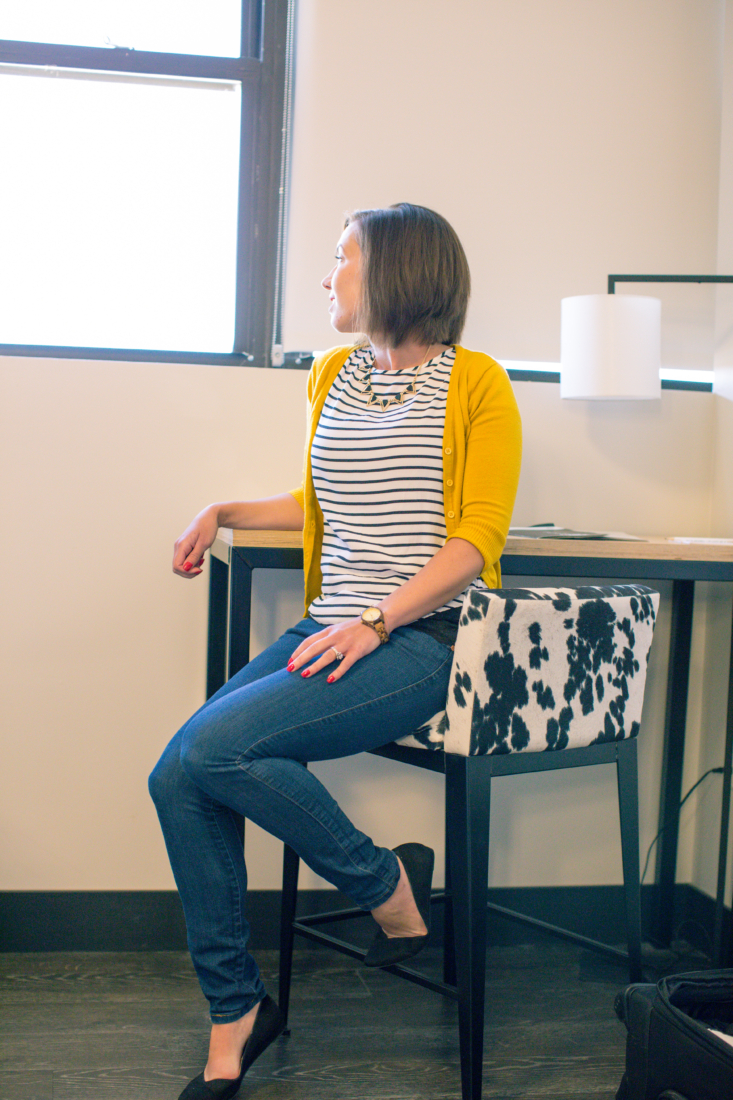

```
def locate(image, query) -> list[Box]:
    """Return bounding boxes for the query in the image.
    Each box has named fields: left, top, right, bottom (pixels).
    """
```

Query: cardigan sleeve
left=447, top=359, right=522, bottom=579
left=289, top=483, right=306, bottom=510
left=287, top=345, right=357, bottom=509
left=287, top=354, right=321, bottom=507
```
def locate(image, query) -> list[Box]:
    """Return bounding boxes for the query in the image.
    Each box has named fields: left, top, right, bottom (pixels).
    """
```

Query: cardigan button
left=446, top=478, right=453, bottom=486
left=447, top=510, right=455, bottom=519
left=444, top=447, right=452, bottom=455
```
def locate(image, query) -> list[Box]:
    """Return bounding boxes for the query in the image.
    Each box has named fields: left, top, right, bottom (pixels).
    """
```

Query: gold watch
left=361, top=607, right=390, bottom=644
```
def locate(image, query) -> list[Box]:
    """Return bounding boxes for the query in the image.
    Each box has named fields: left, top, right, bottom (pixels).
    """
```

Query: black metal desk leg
left=206, top=554, right=230, bottom=699
left=715, top=607, right=733, bottom=964
left=220, top=549, right=253, bottom=848
left=228, top=548, right=254, bottom=678
left=654, top=578, right=695, bottom=945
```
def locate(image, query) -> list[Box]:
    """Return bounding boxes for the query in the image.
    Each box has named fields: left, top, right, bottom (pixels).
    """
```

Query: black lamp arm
left=607, top=274, right=733, bottom=294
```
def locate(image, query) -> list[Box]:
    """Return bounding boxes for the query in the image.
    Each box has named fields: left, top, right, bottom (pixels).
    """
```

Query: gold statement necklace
left=359, top=345, right=436, bottom=411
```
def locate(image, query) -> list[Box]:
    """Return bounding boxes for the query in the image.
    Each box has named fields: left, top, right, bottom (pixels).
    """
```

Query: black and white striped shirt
left=308, top=345, right=484, bottom=626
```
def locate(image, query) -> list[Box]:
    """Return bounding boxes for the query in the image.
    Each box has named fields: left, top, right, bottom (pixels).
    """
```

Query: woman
left=149, top=203, right=522, bottom=1100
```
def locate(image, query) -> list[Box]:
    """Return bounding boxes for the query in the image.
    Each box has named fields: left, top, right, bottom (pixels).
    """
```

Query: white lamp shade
left=561, top=293, right=661, bottom=400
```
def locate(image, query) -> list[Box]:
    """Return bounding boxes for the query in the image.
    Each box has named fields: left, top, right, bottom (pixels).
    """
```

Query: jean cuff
left=359, top=848, right=401, bottom=910
left=210, top=992, right=264, bottom=1024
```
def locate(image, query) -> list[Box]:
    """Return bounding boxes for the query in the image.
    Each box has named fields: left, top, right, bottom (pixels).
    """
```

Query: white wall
left=0, top=357, right=720, bottom=894
left=284, top=0, right=722, bottom=372
left=0, top=358, right=308, bottom=890
left=2, top=0, right=731, bottom=902
left=692, top=0, right=733, bottom=902
left=714, top=0, right=733, bottom=528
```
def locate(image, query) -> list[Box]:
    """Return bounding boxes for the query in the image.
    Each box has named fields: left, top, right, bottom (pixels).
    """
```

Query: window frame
left=0, top=0, right=290, bottom=367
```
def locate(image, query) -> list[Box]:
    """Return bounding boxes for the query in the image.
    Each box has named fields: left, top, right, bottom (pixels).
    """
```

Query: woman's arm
left=172, top=493, right=305, bottom=578
left=379, top=537, right=483, bottom=632
left=287, top=537, right=483, bottom=681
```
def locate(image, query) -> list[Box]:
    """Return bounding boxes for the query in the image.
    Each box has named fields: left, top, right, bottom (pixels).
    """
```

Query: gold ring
left=331, top=647, right=345, bottom=661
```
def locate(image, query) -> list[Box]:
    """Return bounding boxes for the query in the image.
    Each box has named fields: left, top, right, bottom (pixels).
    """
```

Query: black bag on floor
left=614, top=970, right=733, bottom=1100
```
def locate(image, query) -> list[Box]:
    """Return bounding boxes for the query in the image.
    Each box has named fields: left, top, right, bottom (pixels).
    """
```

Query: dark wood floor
left=0, top=942, right=636, bottom=1100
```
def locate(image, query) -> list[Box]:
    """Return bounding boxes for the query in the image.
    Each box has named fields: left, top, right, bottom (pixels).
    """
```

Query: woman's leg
left=178, top=623, right=452, bottom=907
left=149, top=731, right=264, bottom=1023
left=150, top=618, right=452, bottom=1022
left=148, top=622, right=320, bottom=1024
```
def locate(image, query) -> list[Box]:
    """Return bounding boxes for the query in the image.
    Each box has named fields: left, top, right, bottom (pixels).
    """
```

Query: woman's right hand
left=172, top=494, right=304, bottom=579
left=172, top=505, right=220, bottom=578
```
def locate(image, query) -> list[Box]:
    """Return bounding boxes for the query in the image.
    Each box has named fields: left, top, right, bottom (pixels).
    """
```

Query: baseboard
left=0, top=891, right=189, bottom=952
left=0, top=884, right=728, bottom=953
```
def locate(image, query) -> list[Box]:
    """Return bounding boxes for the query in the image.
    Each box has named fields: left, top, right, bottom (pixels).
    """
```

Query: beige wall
left=0, top=358, right=720, bottom=893
left=0, top=358, right=308, bottom=890
left=2, top=0, right=732, bottom=901
left=285, top=0, right=722, bottom=371
left=692, top=0, right=733, bottom=901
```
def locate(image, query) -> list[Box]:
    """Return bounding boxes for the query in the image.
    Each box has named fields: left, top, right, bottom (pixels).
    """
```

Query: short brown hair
left=345, top=203, right=470, bottom=348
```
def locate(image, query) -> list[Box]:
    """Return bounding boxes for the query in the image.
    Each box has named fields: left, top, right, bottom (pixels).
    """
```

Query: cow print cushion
left=398, top=585, right=658, bottom=756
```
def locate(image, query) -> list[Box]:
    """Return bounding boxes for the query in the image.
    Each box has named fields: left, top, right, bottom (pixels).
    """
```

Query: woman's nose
left=322, top=268, right=334, bottom=290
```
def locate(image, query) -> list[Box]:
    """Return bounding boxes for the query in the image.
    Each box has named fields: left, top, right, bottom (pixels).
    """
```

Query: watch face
left=362, top=607, right=381, bottom=623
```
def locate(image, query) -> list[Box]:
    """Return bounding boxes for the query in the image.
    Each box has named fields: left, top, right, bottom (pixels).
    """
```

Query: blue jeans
left=148, top=617, right=453, bottom=1022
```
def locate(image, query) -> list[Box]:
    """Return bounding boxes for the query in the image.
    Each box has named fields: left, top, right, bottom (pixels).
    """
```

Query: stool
left=278, top=584, right=660, bottom=1100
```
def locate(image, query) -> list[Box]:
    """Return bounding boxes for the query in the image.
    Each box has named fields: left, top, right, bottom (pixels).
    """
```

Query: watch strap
left=361, top=609, right=390, bottom=644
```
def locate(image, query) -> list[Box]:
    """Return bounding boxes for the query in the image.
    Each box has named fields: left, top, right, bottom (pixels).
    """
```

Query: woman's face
left=322, top=222, right=362, bottom=333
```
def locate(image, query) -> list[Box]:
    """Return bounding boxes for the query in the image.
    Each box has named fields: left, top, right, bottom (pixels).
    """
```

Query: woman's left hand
left=287, top=618, right=382, bottom=683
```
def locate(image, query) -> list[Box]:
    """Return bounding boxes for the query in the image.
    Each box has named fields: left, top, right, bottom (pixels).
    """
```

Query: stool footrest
left=294, top=891, right=448, bottom=929
left=486, top=901, right=631, bottom=965
left=291, top=919, right=459, bottom=1000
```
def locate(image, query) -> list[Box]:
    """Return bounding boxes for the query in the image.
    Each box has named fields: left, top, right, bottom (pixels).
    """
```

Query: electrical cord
left=640, top=767, right=725, bottom=885
left=672, top=918, right=714, bottom=960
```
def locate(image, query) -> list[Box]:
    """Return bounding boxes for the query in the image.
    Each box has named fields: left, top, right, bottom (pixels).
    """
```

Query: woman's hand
left=287, top=618, right=382, bottom=683
left=172, top=505, right=220, bottom=578
left=172, top=495, right=305, bottom=580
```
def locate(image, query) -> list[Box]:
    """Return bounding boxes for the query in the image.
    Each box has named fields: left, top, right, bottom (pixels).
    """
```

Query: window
left=0, top=1, right=291, bottom=366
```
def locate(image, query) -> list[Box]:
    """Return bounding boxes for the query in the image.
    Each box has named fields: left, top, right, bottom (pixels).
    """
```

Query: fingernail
left=301, top=669, right=311, bottom=678
left=183, top=563, right=192, bottom=572
left=327, top=674, right=335, bottom=684
left=287, top=663, right=295, bottom=672
left=197, top=557, right=205, bottom=566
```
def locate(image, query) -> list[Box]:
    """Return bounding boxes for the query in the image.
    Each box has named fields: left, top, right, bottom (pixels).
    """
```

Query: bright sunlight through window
left=0, top=69, right=241, bottom=351
left=0, top=0, right=241, bottom=57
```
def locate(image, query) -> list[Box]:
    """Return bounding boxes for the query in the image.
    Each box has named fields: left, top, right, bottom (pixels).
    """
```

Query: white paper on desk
left=710, top=1028, right=733, bottom=1049
left=669, top=537, right=733, bottom=545
left=508, top=526, right=645, bottom=541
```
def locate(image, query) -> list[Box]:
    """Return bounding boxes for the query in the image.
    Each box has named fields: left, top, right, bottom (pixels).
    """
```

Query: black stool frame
left=279, top=735, right=642, bottom=1100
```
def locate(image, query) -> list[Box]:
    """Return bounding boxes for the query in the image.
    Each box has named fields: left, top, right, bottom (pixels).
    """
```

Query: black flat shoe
left=178, top=994, right=285, bottom=1100
left=364, top=842, right=434, bottom=968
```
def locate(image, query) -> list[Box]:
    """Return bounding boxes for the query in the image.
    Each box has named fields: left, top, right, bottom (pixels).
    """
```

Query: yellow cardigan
left=289, top=344, right=522, bottom=614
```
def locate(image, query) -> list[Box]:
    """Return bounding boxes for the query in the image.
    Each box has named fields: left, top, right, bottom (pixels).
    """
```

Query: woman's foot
left=364, top=843, right=434, bottom=967
left=370, top=856, right=428, bottom=938
left=179, top=995, right=285, bottom=1099
left=204, top=1001, right=260, bottom=1081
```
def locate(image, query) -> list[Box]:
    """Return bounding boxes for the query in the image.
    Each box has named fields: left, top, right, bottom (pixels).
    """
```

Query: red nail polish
left=301, top=669, right=311, bottom=678
left=183, top=563, right=192, bottom=572
left=198, top=557, right=205, bottom=566
left=327, top=674, right=335, bottom=684
left=287, top=663, right=295, bottom=672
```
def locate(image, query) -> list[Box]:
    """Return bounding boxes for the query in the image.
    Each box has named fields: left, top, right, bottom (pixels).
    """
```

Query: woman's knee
left=178, top=716, right=226, bottom=787
left=179, top=706, right=260, bottom=785
left=148, top=734, right=186, bottom=808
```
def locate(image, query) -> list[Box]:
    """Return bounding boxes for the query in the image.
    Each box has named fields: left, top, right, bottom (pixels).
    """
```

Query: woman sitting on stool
left=149, top=202, right=522, bottom=1100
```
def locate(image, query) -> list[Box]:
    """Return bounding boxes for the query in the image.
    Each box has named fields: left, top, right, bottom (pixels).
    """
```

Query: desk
left=209, top=531, right=733, bottom=964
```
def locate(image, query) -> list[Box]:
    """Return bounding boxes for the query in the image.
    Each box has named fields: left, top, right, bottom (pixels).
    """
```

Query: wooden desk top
left=215, top=528, right=733, bottom=564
